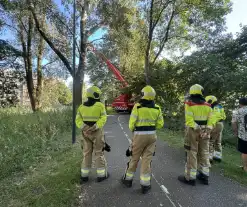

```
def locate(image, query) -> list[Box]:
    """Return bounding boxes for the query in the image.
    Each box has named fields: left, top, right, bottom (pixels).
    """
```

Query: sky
left=225, top=0, right=247, bottom=34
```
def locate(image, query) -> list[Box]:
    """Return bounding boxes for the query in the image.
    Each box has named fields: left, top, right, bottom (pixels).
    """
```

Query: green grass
left=0, top=108, right=72, bottom=179
left=158, top=129, right=247, bottom=186
left=106, top=106, right=117, bottom=115
left=0, top=108, right=82, bottom=207
left=0, top=132, right=82, bottom=207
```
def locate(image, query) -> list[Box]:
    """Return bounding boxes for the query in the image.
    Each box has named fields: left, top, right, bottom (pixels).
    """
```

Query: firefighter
left=206, top=95, right=226, bottom=162
left=121, top=85, right=164, bottom=194
left=76, top=86, right=109, bottom=183
left=178, top=84, right=215, bottom=186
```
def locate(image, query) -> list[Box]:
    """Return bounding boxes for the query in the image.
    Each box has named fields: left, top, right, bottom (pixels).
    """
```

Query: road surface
left=79, top=114, right=247, bottom=207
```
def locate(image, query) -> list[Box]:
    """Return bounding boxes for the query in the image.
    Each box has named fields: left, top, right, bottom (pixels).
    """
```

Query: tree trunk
left=74, top=74, right=82, bottom=107
left=74, top=0, right=88, bottom=107
left=144, top=0, right=154, bottom=85
left=144, top=47, right=150, bottom=85
left=36, top=16, right=45, bottom=110
left=36, top=33, right=44, bottom=110
left=26, top=15, right=36, bottom=111
left=20, top=15, right=36, bottom=112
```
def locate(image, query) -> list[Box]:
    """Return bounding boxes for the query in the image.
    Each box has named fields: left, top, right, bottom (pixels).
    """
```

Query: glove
left=103, top=142, right=111, bottom=152
left=194, top=124, right=201, bottom=133
left=200, top=127, right=211, bottom=139
left=126, top=148, right=132, bottom=157
left=87, top=124, right=98, bottom=133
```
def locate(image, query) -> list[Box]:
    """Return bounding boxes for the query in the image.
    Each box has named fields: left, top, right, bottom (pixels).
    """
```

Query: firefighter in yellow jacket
left=121, top=85, right=164, bottom=194
left=206, top=95, right=226, bottom=162
left=178, top=84, right=215, bottom=186
left=76, top=86, right=109, bottom=183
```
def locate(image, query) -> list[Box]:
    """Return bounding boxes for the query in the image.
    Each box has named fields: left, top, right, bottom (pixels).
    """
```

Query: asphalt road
left=79, top=114, right=247, bottom=207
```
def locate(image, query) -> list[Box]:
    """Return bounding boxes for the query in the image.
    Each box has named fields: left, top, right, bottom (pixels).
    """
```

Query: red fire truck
left=88, top=45, right=134, bottom=112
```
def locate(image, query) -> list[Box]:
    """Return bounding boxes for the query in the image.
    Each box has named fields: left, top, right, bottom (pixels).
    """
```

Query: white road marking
left=161, top=185, right=170, bottom=194
left=117, top=115, right=181, bottom=207
left=105, top=131, right=112, bottom=134
left=118, top=116, right=132, bottom=144
left=152, top=174, right=177, bottom=207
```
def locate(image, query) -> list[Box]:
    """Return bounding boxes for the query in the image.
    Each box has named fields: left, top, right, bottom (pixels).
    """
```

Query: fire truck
left=88, top=45, right=135, bottom=112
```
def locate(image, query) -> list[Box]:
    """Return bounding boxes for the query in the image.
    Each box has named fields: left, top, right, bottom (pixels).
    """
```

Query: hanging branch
left=29, top=2, right=73, bottom=76
left=152, top=6, right=175, bottom=65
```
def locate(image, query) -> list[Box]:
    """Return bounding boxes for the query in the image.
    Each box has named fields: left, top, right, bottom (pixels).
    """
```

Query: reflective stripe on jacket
left=185, top=101, right=215, bottom=129
left=129, top=103, right=164, bottom=132
left=75, top=102, right=107, bottom=129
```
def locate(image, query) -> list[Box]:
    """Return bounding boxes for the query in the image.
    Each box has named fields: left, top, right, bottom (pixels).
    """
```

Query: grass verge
left=158, top=129, right=247, bottom=186
left=0, top=108, right=82, bottom=207
left=0, top=132, right=82, bottom=207
left=106, top=106, right=117, bottom=115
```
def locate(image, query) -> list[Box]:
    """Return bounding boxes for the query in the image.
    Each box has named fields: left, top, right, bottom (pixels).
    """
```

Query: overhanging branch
left=41, top=58, right=59, bottom=69
left=152, top=6, right=175, bottom=65
left=151, top=0, right=172, bottom=32
left=88, top=37, right=106, bottom=44
left=29, top=4, right=73, bottom=76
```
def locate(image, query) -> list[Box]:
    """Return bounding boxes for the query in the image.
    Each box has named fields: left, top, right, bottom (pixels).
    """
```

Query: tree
left=41, top=78, right=72, bottom=108
left=139, top=0, right=232, bottom=83
left=86, top=0, right=232, bottom=109
left=0, top=0, right=61, bottom=111
left=28, top=0, right=94, bottom=106
left=176, top=26, right=247, bottom=112
left=29, top=0, right=137, bottom=106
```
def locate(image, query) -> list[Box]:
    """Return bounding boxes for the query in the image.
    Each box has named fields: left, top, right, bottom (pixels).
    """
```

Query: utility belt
left=135, top=126, right=156, bottom=131
left=83, top=121, right=96, bottom=126
left=195, top=120, right=207, bottom=125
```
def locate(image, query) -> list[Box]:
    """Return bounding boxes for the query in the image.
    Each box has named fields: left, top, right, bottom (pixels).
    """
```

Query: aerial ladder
left=88, top=45, right=134, bottom=112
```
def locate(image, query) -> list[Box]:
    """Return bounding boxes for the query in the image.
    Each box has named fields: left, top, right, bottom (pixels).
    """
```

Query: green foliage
left=57, top=82, right=72, bottom=105
left=41, top=79, right=72, bottom=108
left=87, top=0, right=232, bottom=107
left=106, top=106, right=117, bottom=115
left=0, top=39, right=22, bottom=61
left=177, top=26, right=247, bottom=112
left=0, top=107, right=72, bottom=179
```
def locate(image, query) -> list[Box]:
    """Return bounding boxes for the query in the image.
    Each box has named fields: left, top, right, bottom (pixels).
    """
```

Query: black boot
left=97, top=173, right=110, bottom=182
left=141, top=185, right=151, bottom=194
left=80, top=176, right=89, bottom=184
left=197, top=173, right=209, bottom=185
left=178, top=175, right=196, bottom=186
left=121, top=178, right=133, bottom=188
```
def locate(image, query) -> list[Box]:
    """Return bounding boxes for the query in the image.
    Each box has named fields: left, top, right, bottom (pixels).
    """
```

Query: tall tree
left=29, top=0, right=98, bottom=106
left=29, top=0, right=136, bottom=106
left=140, top=0, right=232, bottom=83
left=0, top=0, right=61, bottom=111
left=177, top=26, right=247, bottom=111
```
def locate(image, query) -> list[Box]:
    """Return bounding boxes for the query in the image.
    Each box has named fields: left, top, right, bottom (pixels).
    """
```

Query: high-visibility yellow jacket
left=212, top=104, right=226, bottom=123
left=129, top=103, right=164, bottom=132
left=76, top=102, right=107, bottom=129
left=185, top=101, right=215, bottom=129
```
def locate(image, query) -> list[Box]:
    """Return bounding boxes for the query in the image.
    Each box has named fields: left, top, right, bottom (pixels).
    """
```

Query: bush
left=0, top=107, right=72, bottom=180
left=222, top=121, right=237, bottom=146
